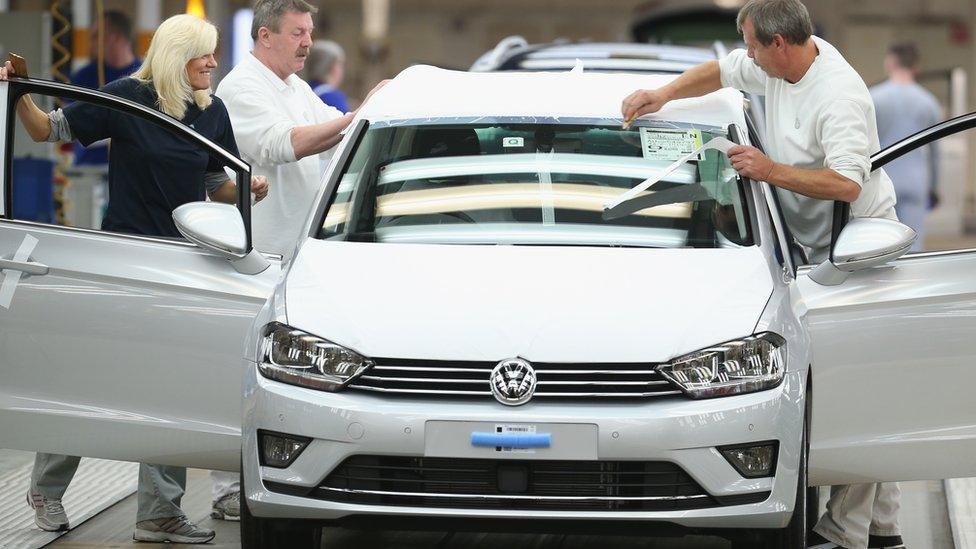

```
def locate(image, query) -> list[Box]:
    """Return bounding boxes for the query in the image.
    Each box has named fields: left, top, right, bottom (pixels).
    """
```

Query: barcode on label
left=492, top=424, right=539, bottom=453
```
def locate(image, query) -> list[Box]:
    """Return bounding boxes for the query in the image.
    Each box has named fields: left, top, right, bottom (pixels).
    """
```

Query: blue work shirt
left=64, top=77, right=240, bottom=238
left=70, top=59, right=142, bottom=165
left=871, top=80, right=942, bottom=250
left=310, top=81, right=349, bottom=113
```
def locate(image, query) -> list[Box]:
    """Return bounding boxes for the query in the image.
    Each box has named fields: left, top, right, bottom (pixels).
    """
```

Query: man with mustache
left=622, top=1, right=902, bottom=548
left=213, top=0, right=383, bottom=520
left=217, top=0, right=383, bottom=258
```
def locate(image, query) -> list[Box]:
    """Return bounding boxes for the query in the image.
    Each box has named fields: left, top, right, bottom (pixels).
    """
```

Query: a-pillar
left=136, top=0, right=161, bottom=58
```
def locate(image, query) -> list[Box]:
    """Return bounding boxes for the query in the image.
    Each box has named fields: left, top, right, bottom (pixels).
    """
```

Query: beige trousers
left=813, top=482, right=901, bottom=549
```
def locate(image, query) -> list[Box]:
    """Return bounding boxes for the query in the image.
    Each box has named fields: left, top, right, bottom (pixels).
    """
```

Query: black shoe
left=868, top=534, right=906, bottom=548
left=808, top=531, right=846, bottom=548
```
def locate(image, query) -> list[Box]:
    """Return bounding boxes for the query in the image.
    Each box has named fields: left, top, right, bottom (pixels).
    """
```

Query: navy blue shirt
left=63, top=78, right=240, bottom=238
left=70, top=59, right=142, bottom=165
left=310, top=81, right=349, bottom=113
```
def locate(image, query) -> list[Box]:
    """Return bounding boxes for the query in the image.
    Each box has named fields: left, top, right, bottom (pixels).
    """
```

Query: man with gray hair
left=622, top=1, right=903, bottom=548
left=212, top=0, right=383, bottom=520
left=217, top=0, right=384, bottom=257
left=307, top=40, right=349, bottom=113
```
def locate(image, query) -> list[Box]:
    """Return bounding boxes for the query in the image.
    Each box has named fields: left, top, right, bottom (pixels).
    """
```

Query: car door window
left=3, top=80, right=252, bottom=246
left=868, top=112, right=974, bottom=255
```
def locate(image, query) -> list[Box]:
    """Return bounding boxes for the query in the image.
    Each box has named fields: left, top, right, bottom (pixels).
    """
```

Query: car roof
left=470, top=39, right=723, bottom=74
left=357, top=65, right=746, bottom=131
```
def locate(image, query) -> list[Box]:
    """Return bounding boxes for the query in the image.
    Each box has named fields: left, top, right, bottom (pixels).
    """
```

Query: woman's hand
left=250, top=175, right=269, bottom=203
left=3, top=60, right=52, bottom=142
left=0, top=61, right=16, bottom=81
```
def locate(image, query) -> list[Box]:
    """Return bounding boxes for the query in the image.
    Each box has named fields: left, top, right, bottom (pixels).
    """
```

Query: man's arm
left=621, top=61, right=723, bottom=122
left=289, top=113, right=354, bottom=160
left=222, top=80, right=388, bottom=165
left=291, top=80, right=390, bottom=160
left=725, top=147, right=860, bottom=202
left=767, top=164, right=860, bottom=202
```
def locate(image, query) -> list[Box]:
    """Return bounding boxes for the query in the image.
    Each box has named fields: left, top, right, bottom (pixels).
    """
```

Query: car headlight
left=657, top=333, right=786, bottom=399
left=258, top=322, right=373, bottom=391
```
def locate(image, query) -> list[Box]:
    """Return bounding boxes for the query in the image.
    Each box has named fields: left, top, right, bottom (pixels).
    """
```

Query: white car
left=1, top=67, right=974, bottom=549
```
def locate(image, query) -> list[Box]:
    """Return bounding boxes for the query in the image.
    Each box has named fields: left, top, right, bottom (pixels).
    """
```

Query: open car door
left=0, top=78, right=280, bottom=471
left=800, top=112, right=976, bottom=485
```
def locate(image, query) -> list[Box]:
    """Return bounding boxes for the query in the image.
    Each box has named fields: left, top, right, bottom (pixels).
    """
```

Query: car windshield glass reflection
left=319, top=117, right=753, bottom=249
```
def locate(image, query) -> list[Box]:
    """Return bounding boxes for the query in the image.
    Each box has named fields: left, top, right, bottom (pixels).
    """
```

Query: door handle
left=0, top=258, right=49, bottom=276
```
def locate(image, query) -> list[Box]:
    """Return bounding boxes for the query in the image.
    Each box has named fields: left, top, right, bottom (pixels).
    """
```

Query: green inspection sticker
left=639, top=128, right=705, bottom=161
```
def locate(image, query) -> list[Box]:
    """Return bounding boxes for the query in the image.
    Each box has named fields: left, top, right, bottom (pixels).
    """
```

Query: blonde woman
left=1, top=14, right=263, bottom=544
left=1, top=14, right=267, bottom=239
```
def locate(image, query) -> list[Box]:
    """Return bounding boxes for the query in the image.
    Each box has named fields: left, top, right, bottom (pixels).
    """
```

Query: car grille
left=266, top=456, right=769, bottom=511
left=347, top=358, right=681, bottom=399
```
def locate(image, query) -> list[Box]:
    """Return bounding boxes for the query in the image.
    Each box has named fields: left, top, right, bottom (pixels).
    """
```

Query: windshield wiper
left=603, top=136, right=737, bottom=220
left=603, top=184, right=714, bottom=220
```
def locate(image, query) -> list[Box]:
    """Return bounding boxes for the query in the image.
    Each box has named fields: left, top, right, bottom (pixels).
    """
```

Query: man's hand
left=250, top=175, right=269, bottom=202
left=621, top=88, right=672, bottom=127
left=727, top=145, right=776, bottom=182
left=362, top=79, right=390, bottom=106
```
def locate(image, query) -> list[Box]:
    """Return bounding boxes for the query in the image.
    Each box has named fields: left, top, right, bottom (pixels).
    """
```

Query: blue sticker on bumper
left=470, top=432, right=551, bottom=448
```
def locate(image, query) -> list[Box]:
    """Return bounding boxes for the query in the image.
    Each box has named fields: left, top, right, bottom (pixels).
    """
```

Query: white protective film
left=356, top=65, right=746, bottom=130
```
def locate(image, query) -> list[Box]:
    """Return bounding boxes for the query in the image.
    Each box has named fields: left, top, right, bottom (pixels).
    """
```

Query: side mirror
left=173, top=202, right=270, bottom=275
left=808, top=217, right=916, bottom=286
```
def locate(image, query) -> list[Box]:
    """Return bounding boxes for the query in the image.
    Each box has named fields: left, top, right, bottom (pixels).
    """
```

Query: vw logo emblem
left=490, top=358, right=537, bottom=406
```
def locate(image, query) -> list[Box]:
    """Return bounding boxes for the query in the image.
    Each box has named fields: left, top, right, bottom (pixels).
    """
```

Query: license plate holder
left=425, top=421, right=598, bottom=460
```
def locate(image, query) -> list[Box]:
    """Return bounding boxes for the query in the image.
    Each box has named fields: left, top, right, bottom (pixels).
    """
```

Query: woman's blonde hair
left=131, top=14, right=218, bottom=120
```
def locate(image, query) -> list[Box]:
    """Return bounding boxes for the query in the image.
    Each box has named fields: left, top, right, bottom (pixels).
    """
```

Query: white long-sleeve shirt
left=216, top=53, right=343, bottom=256
left=719, top=36, right=897, bottom=259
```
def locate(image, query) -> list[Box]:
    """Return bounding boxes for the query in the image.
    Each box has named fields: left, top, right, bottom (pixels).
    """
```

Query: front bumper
left=243, top=362, right=805, bottom=530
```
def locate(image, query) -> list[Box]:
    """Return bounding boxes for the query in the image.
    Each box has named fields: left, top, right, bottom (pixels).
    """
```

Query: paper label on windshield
left=640, top=128, right=705, bottom=161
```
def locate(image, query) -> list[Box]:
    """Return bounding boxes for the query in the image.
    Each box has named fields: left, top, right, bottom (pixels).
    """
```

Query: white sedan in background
left=1, top=66, right=974, bottom=549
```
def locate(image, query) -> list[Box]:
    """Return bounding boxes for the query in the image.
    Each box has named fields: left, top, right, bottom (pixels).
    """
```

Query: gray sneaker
left=133, top=516, right=215, bottom=544
left=210, top=491, right=240, bottom=521
left=27, top=492, right=69, bottom=532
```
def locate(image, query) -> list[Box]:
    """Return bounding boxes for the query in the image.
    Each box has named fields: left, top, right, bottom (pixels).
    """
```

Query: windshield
left=317, top=117, right=753, bottom=248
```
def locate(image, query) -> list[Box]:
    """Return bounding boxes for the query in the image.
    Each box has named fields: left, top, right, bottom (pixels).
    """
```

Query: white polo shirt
left=216, top=53, right=344, bottom=256
left=719, top=36, right=897, bottom=259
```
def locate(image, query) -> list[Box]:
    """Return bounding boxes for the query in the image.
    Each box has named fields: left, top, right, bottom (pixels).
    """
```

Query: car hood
left=284, top=241, right=774, bottom=363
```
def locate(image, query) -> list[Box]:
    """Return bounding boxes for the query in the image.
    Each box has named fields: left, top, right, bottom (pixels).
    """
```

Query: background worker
left=3, top=14, right=267, bottom=543
left=307, top=39, right=350, bottom=113
left=216, top=0, right=384, bottom=257
left=621, top=1, right=904, bottom=548
left=871, top=41, right=943, bottom=252
left=70, top=9, right=141, bottom=165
